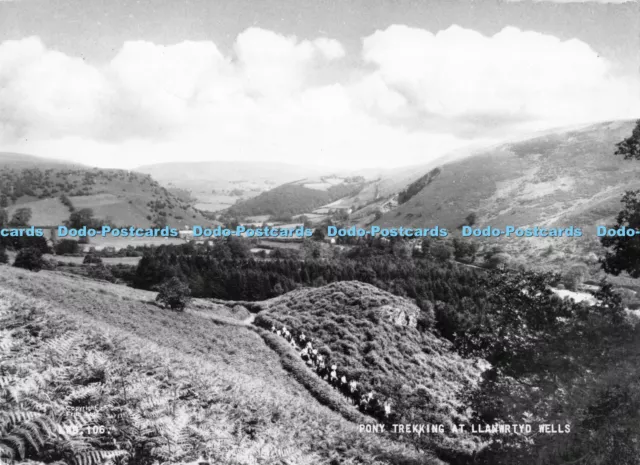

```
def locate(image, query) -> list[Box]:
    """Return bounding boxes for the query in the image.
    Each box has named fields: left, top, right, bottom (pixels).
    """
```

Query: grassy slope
left=227, top=179, right=366, bottom=218
left=1, top=165, right=211, bottom=228
left=8, top=196, right=71, bottom=226
left=228, top=184, right=333, bottom=217
left=376, top=120, right=638, bottom=231
left=0, top=266, right=442, bottom=465
left=255, top=281, right=485, bottom=454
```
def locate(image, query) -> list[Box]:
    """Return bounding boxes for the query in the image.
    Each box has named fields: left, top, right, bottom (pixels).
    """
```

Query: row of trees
left=126, top=239, right=488, bottom=323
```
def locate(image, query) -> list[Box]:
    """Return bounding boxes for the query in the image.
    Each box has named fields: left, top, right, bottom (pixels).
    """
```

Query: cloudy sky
left=0, top=0, right=638, bottom=169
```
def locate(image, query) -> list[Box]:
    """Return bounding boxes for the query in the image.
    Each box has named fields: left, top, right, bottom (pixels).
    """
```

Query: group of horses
left=271, top=324, right=393, bottom=419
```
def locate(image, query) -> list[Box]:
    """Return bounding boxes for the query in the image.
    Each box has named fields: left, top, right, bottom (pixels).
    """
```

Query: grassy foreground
left=0, top=266, right=442, bottom=465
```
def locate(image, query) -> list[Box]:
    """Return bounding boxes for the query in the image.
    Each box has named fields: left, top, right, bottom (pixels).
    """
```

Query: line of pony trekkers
left=270, top=323, right=393, bottom=420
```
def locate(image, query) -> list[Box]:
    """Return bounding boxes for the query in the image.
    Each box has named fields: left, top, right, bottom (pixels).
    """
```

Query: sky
left=0, top=0, right=638, bottom=169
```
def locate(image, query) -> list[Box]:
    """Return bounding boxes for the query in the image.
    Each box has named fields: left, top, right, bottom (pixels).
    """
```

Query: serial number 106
left=60, top=425, right=107, bottom=435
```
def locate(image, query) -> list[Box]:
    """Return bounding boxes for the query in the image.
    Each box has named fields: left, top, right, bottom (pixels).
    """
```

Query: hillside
left=136, top=161, right=334, bottom=213
left=354, top=120, right=640, bottom=271
left=373, top=120, right=638, bottom=230
left=255, top=281, right=485, bottom=455
left=0, top=158, right=211, bottom=228
left=227, top=176, right=368, bottom=219
left=0, top=265, right=444, bottom=465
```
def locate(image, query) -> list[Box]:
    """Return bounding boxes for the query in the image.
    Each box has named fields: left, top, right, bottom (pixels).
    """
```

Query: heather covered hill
left=256, top=281, right=486, bottom=455
left=0, top=266, right=443, bottom=465
left=0, top=160, right=210, bottom=227
left=374, top=120, right=639, bottom=230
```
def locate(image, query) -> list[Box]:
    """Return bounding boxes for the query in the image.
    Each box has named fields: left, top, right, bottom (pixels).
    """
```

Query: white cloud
left=106, top=40, right=230, bottom=138
left=0, top=37, right=110, bottom=140
left=234, top=28, right=344, bottom=98
left=0, top=25, right=637, bottom=168
left=313, top=38, right=347, bottom=61
left=361, top=25, right=639, bottom=129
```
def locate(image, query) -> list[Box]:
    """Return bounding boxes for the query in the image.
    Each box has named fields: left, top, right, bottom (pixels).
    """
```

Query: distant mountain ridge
left=136, top=161, right=338, bottom=213
left=0, top=152, right=83, bottom=169
left=136, top=160, right=331, bottom=183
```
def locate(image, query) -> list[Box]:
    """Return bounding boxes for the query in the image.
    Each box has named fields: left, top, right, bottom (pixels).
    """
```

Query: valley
left=2, top=119, right=640, bottom=465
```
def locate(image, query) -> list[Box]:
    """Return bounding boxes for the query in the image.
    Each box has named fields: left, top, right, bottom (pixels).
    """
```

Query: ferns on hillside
left=73, top=449, right=128, bottom=465
left=0, top=282, right=440, bottom=465
left=0, top=289, right=241, bottom=465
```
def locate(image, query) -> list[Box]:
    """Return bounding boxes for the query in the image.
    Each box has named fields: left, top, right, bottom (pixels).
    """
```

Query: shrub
left=9, top=207, right=32, bottom=226
left=465, top=212, right=477, bottom=226
left=563, top=263, right=589, bottom=291
left=55, top=239, right=80, bottom=255
left=83, top=253, right=103, bottom=265
left=155, top=277, right=192, bottom=311
left=486, top=252, right=511, bottom=269
left=60, top=193, right=75, bottom=211
left=453, top=238, right=478, bottom=263
left=87, top=264, right=116, bottom=282
left=0, top=247, right=8, bottom=264
left=430, top=243, right=452, bottom=261
left=13, top=247, right=45, bottom=272
left=1, top=235, right=50, bottom=253
left=416, top=299, right=436, bottom=330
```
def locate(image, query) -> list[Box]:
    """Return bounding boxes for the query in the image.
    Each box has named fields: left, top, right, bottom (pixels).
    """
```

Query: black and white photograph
left=0, top=0, right=639, bottom=464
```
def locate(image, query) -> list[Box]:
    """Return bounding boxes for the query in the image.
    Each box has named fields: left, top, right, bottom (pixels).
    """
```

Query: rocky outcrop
left=376, top=304, right=419, bottom=328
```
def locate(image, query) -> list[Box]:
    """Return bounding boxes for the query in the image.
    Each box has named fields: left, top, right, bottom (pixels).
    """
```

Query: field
left=0, top=164, right=213, bottom=228
left=194, top=193, right=243, bottom=213
left=48, top=254, right=142, bottom=266
left=0, top=265, right=443, bottom=465
left=87, top=235, right=186, bottom=249
left=7, top=196, right=71, bottom=225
